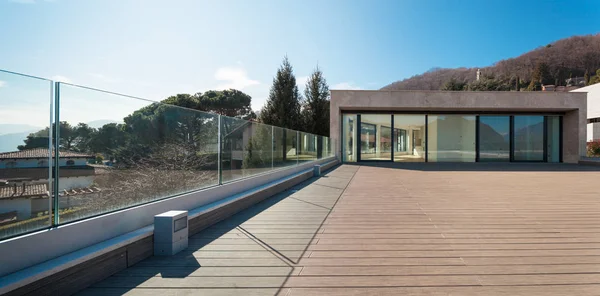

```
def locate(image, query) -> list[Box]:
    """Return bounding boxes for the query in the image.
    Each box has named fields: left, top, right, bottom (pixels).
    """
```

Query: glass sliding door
left=513, top=116, right=544, bottom=161
left=428, top=115, right=476, bottom=162
left=360, top=114, right=392, bottom=161
left=342, top=114, right=357, bottom=162
left=547, top=116, right=561, bottom=162
left=479, top=116, right=510, bottom=162
left=393, top=115, right=426, bottom=162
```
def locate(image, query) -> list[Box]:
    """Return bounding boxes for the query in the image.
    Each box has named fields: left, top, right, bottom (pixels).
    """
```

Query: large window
left=393, top=115, right=426, bottom=162
left=428, top=115, right=476, bottom=162
left=514, top=116, right=544, bottom=161
left=547, top=116, right=560, bottom=162
left=360, top=114, right=391, bottom=161
left=342, top=113, right=562, bottom=163
left=479, top=116, right=510, bottom=162
left=342, top=114, right=356, bottom=162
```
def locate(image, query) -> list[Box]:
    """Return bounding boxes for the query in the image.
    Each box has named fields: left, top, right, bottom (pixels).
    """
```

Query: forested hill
left=381, top=34, right=600, bottom=91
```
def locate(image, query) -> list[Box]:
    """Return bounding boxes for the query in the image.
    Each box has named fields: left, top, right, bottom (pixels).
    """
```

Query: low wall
left=0, top=157, right=336, bottom=278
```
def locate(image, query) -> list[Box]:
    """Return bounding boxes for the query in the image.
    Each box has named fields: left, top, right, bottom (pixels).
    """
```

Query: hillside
left=382, top=34, right=600, bottom=91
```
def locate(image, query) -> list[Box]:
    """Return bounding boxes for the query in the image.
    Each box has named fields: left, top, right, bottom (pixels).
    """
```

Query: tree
left=18, top=129, right=49, bottom=150
left=589, top=69, right=600, bottom=85
left=17, top=121, right=79, bottom=151
left=88, top=123, right=128, bottom=160
left=197, top=90, right=255, bottom=119
left=467, top=75, right=512, bottom=91
left=301, top=66, right=330, bottom=136
left=441, top=78, right=467, bottom=91
left=584, top=69, right=590, bottom=85
left=260, top=56, right=302, bottom=130
left=72, top=123, right=97, bottom=152
left=527, top=62, right=552, bottom=91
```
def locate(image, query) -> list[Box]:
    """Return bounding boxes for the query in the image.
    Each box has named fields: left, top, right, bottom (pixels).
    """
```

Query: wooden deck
left=80, top=163, right=600, bottom=295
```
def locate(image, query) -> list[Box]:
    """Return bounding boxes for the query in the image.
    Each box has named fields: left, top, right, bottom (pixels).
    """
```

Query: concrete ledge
left=0, top=159, right=337, bottom=296
left=0, top=157, right=335, bottom=278
left=579, top=157, right=600, bottom=166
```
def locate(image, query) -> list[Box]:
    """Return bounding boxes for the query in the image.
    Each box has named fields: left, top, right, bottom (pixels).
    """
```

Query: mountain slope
left=382, top=34, right=600, bottom=91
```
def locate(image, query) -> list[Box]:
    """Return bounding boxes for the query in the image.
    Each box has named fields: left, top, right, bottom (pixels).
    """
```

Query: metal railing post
left=53, top=82, right=60, bottom=225
left=217, top=115, right=222, bottom=185
left=48, top=81, right=54, bottom=227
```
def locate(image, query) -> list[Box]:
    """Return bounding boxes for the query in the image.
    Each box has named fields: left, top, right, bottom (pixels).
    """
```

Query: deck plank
left=78, top=164, right=600, bottom=295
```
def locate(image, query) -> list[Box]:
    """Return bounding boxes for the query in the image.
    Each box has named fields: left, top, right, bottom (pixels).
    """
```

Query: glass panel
left=321, top=136, right=331, bottom=158
left=272, top=127, right=298, bottom=168
left=393, top=115, right=426, bottom=162
left=360, top=114, right=391, bottom=161
left=0, top=71, right=53, bottom=239
left=298, top=132, right=317, bottom=162
left=428, top=115, right=476, bottom=162
left=342, top=114, right=356, bottom=162
left=547, top=116, right=560, bottom=162
left=316, top=136, right=323, bottom=159
left=221, top=117, right=273, bottom=182
left=479, top=116, right=510, bottom=162
left=56, top=83, right=219, bottom=223
left=514, top=116, right=544, bottom=161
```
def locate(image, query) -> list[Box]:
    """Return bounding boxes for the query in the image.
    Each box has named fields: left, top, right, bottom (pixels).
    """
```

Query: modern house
left=330, top=90, right=586, bottom=163
left=571, top=83, right=600, bottom=141
left=0, top=148, right=96, bottom=221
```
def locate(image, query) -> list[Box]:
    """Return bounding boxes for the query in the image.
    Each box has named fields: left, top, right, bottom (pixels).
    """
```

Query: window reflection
left=514, top=116, right=544, bottom=161
left=479, top=116, right=510, bottom=162
left=428, top=115, right=476, bottom=162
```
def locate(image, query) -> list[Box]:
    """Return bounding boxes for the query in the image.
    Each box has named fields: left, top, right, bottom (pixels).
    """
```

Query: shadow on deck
left=77, top=164, right=356, bottom=296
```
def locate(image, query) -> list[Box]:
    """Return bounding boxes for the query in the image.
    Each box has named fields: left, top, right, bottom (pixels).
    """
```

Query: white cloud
left=0, top=81, right=6, bottom=88
left=51, top=75, right=72, bottom=83
left=214, top=67, right=259, bottom=90
left=331, top=82, right=362, bottom=90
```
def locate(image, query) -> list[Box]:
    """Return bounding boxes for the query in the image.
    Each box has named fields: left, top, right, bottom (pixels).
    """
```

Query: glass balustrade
left=0, top=70, right=335, bottom=239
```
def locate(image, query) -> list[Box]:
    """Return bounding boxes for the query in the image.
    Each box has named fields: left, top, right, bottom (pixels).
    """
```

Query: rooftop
left=0, top=148, right=94, bottom=160
left=0, top=183, right=47, bottom=200
left=80, top=163, right=600, bottom=295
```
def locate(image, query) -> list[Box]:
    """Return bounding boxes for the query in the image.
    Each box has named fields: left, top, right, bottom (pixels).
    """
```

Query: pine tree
left=584, top=70, right=590, bottom=86
left=260, top=56, right=302, bottom=130
left=301, top=65, right=330, bottom=136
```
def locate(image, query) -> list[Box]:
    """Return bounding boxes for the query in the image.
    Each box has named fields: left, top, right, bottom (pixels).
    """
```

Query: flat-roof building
left=571, top=83, right=600, bottom=141
left=330, top=90, right=587, bottom=163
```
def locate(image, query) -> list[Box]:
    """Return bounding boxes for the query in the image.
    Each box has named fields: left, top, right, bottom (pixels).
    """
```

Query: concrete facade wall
left=330, top=90, right=587, bottom=163
left=0, top=199, right=31, bottom=220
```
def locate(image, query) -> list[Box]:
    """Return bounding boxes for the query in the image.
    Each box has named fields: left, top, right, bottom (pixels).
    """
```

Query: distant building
left=571, top=83, right=600, bottom=141
left=542, top=85, right=555, bottom=91
left=566, top=76, right=586, bottom=87
left=542, top=85, right=580, bottom=92
left=0, top=148, right=98, bottom=221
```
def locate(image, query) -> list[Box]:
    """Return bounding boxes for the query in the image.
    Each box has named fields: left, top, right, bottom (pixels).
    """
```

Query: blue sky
left=0, top=0, right=599, bottom=123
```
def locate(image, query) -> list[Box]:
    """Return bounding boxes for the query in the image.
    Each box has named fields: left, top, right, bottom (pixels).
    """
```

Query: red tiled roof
left=0, top=148, right=94, bottom=160
left=0, top=183, right=48, bottom=199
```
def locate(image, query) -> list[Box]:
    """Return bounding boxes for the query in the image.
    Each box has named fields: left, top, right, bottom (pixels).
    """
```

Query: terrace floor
left=80, top=163, right=600, bottom=295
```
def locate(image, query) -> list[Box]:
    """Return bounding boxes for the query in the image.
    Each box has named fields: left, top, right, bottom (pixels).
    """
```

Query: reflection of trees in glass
left=242, top=125, right=272, bottom=169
